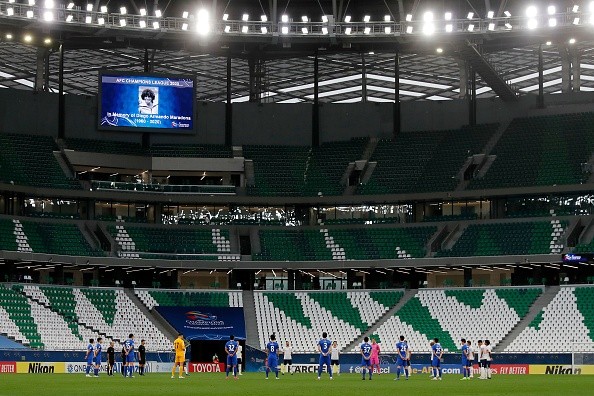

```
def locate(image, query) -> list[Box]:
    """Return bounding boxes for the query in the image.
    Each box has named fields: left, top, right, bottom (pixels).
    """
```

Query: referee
left=138, top=340, right=146, bottom=375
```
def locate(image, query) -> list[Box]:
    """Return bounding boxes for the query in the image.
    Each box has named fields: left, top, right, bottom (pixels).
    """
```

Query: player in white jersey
left=466, top=340, right=474, bottom=378
left=237, top=344, right=243, bottom=375
left=282, top=341, right=293, bottom=375
left=484, top=340, right=492, bottom=379
left=479, top=340, right=488, bottom=379
left=330, top=341, right=340, bottom=375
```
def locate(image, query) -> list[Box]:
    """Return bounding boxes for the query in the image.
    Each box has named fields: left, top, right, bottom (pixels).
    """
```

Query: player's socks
left=94, top=368, right=99, bottom=376
left=328, top=365, right=333, bottom=378
left=438, top=368, right=442, bottom=378
left=397, top=367, right=401, bottom=379
left=234, top=366, right=237, bottom=377
left=405, top=368, right=409, bottom=379
left=266, top=367, right=269, bottom=378
left=369, top=369, right=372, bottom=380
left=276, top=369, right=279, bottom=378
left=362, top=368, right=366, bottom=379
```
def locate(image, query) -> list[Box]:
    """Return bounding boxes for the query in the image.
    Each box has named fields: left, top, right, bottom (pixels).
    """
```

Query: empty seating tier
left=135, top=289, right=243, bottom=310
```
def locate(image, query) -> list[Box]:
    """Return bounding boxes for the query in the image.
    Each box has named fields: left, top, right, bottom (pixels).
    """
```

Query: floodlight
left=546, top=41, right=552, bottom=45
left=6, top=34, right=13, bottom=40
left=572, top=5, right=579, bottom=13
left=467, top=24, right=475, bottom=32
left=322, top=27, right=328, bottom=34
left=44, top=38, right=51, bottom=44
left=155, top=10, right=162, bottom=17
left=259, top=14, right=267, bottom=22
left=505, top=22, right=512, bottom=29
left=120, top=7, right=127, bottom=15
left=467, top=12, right=474, bottom=19
left=488, top=22, right=495, bottom=31
left=100, top=6, right=107, bottom=13
left=573, top=17, right=580, bottom=25
left=242, top=13, right=249, bottom=21
left=526, top=6, right=537, bottom=18
left=364, top=27, right=371, bottom=34
left=222, top=14, right=228, bottom=20
left=547, top=6, right=556, bottom=15
left=569, top=38, right=576, bottom=44
left=24, top=34, right=32, bottom=42
left=98, top=17, right=105, bottom=25
left=302, top=27, right=308, bottom=34
left=197, top=9, right=210, bottom=35
left=224, top=25, right=231, bottom=33
left=444, top=12, right=452, bottom=21
left=302, top=16, right=308, bottom=22
left=7, top=7, right=14, bottom=16
left=139, top=20, right=146, bottom=28
left=86, top=3, right=92, bottom=11
left=65, top=14, right=73, bottom=22
left=282, top=14, right=289, bottom=22
left=182, top=11, right=189, bottom=19
left=548, top=18, right=557, bottom=27
left=28, top=0, right=35, bottom=5
left=241, top=25, right=248, bottom=33
left=384, top=15, right=390, bottom=22
left=261, top=26, right=267, bottom=33
left=436, top=48, right=443, bottom=53
left=44, top=0, right=54, bottom=8
left=153, top=21, right=160, bottom=29
left=344, top=15, right=351, bottom=22
left=43, top=11, right=53, bottom=22
left=322, top=16, right=328, bottom=23
left=406, top=25, right=413, bottom=33
left=26, top=10, right=34, bottom=18
left=504, top=11, right=511, bottom=17
left=405, top=14, right=412, bottom=22
left=363, top=15, right=370, bottom=22
left=445, top=24, right=453, bottom=32
left=423, top=11, right=433, bottom=21
left=345, top=27, right=352, bottom=34
left=182, top=23, right=188, bottom=30
left=487, top=11, right=494, bottom=18
left=67, top=2, right=74, bottom=9
left=281, top=26, right=289, bottom=34
left=119, top=18, right=126, bottom=26
left=384, top=26, right=391, bottom=34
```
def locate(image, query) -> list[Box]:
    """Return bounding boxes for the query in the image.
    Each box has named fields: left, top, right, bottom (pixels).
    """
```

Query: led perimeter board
left=98, top=72, right=195, bottom=133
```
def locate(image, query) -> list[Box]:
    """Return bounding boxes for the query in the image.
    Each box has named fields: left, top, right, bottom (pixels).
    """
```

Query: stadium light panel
left=44, top=0, right=54, bottom=8
left=242, top=13, right=249, bottom=21
left=66, top=2, right=74, bottom=9
left=140, top=8, right=147, bottom=16
left=505, top=22, right=512, bottom=29
left=302, top=16, right=308, bottom=22
left=119, top=18, right=126, bottom=26
left=363, top=15, right=370, bottom=22
left=547, top=6, right=556, bottom=15
left=548, top=18, right=557, bottom=27
left=24, top=34, right=32, bottom=42
left=423, top=11, right=433, bottom=21
left=526, top=6, right=537, bottom=18
left=488, top=22, right=495, bottom=31
left=423, top=22, right=435, bottom=35
left=436, top=47, right=443, bottom=53
left=504, top=11, right=511, bottom=17
left=222, top=13, right=228, bottom=20
left=26, top=10, right=34, bottom=18
left=224, top=25, right=231, bottom=33
left=445, top=23, right=453, bottom=32
left=572, top=5, right=579, bottom=13
left=405, top=14, right=412, bottom=22
left=467, top=12, right=474, bottom=19
left=444, top=12, right=452, bottom=20
left=6, top=34, right=13, bottom=40
left=120, top=7, right=127, bottom=15
left=138, top=19, right=146, bottom=28
left=281, top=26, right=289, bottom=34
left=322, top=27, right=329, bottom=34
left=7, top=7, right=14, bottom=16
left=261, top=15, right=268, bottom=22
left=65, top=14, right=73, bottom=22
left=182, top=11, right=189, bottom=18
left=384, top=15, right=391, bottom=22
left=546, top=41, right=552, bottom=45
left=527, top=19, right=537, bottom=29
left=344, top=15, right=351, bottom=22
left=28, top=0, right=35, bottom=5
left=43, top=11, right=53, bottom=22
left=282, top=14, right=289, bottom=22
left=241, top=25, right=248, bottom=33
left=153, top=21, right=160, bottom=29
left=487, top=11, right=494, bottom=18
left=182, top=22, right=188, bottom=30
left=364, top=27, right=371, bottom=34
left=574, top=17, right=580, bottom=25
left=569, top=38, right=576, bottom=44
left=344, top=27, right=352, bottom=34
left=261, top=26, right=267, bottom=33
left=155, top=10, right=162, bottom=17
left=322, top=15, right=328, bottom=23
left=98, top=17, right=105, bottom=25
left=86, top=3, right=92, bottom=11
left=384, top=26, right=391, bottom=34
left=467, top=24, right=475, bottom=31
left=302, top=27, right=308, bottom=34
left=43, top=38, right=51, bottom=44
left=100, top=6, right=107, bottom=13
left=196, top=9, right=210, bottom=35
left=406, top=25, right=413, bottom=33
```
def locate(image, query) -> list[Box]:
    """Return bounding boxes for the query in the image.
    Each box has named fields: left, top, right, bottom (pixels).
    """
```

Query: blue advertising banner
left=98, top=72, right=195, bottom=132
left=156, top=306, right=246, bottom=340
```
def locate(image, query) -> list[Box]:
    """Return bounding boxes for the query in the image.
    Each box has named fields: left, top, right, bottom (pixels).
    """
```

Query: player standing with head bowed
left=93, top=337, right=103, bottom=377
left=370, top=338, right=381, bottom=375
left=431, top=338, right=443, bottom=380
left=460, top=338, right=470, bottom=380
left=282, top=341, right=293, bottom=375
left=84, top=338, right=95, bottom=377
left=266, top=334, right=280, bottom=380
left=317, top=332, right=333, bottom=380
left=360, top=337, right=373, bottom=380
left=330, top=341, right=340, bottom=375
left=395, top=335, right=409, bottom=380
left=225, top=335, right=239, bottom=380
left=124, top=334, right=135, bottom=378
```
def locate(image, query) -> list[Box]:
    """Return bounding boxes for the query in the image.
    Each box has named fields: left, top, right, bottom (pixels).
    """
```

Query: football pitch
left=2, top=373, right=594, bottom=396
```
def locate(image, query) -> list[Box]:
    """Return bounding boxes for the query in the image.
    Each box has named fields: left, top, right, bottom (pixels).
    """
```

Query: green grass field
left=2, top=373, right=594, bottom=396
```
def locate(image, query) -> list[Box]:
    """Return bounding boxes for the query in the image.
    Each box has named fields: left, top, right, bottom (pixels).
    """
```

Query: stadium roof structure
left=1, top=0, right=594, bottom=103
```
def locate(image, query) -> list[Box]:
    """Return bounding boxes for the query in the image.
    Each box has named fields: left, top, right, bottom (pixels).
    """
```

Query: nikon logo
left=544, top=365, right=581, bottom=375
left=28, top=363, right=55, bottom=374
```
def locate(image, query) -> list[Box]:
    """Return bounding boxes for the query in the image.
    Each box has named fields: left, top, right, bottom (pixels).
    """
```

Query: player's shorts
left=361, top=358, right=371, bottom=367
left=432, top=358, right=441, bottom=367
left=462, top=358, right=468, bottom=367
left=227, top=355, right=238, bottom=366
left=319, top=355, right=331, bottom=368
left=126, top=353, right=136, bottom=363
left=406, top=360, right=411, bottom=367
left=139, top=358, right=146, bottom=365
left=396, top=358, right=406, bottom=367
left=484, top=360, right=491, bottom=368
left=370, top=357, right=379, bottom=365
left=284, top=359, right=292, bottom=365
left=86, top=359, right=94, bottom=365
left=237, top=358, right=242, bottom=364
left=331, top=360, right=339, bottom=366
left=479, top=360, right=486, bottom=368
left=94, top=358, right=102, bottom=365
left=174, top=354, right=185, bottom=363
left=268, top=358, right=278, bottom=370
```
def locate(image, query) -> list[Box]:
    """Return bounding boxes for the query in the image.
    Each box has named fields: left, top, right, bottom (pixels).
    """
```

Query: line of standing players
left=84, top=334, right=147, bottom=377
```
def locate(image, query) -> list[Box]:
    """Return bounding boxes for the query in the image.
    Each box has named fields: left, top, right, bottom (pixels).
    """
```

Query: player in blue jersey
left=360, top=337, right=373, bottom=380
left=395, top=335, right=409, bottom=380
left=225, top=335, right=239, bottom=380
left=93, top=337, right=103, bottom=377
left=265, top=334, right=280, bottom=379
left=124, top=334, right=135, bottom=378
left=431, top=338, right=443, bottom=380
left=317, top=332, right=333, bottom=380
left=84, top=338, right=95, bottom=377
left=460, top=338, right=470, bottom=380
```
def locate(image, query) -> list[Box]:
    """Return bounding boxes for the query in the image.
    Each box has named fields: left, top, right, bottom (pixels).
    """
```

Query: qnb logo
left=185, top=311, right=217, bottom=321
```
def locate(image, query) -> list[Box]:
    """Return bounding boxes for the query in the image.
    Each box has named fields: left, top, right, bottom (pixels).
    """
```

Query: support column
left=467, top=64, right=476, bottom=126
left=361, top=53, right=367, bottom=103
left=312, top=51, right=320, bottom=147
left=572, top=50, right=581, bottom=92
left=537, top=44, right=545, bottom=108
left=393, top=52, right=400, bottom=137
left=34, top=48, right=46, bottom=92
left=457, top=59, right=468, bottom=99
left=560, top=46, right=572, bottom=93
left=58, top=44, right=65, bottom=139
left=225, top=57, right=233, bottom=146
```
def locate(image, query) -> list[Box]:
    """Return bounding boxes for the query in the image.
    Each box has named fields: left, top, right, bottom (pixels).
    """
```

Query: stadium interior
left=1, top=0, right=594, bottom=362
